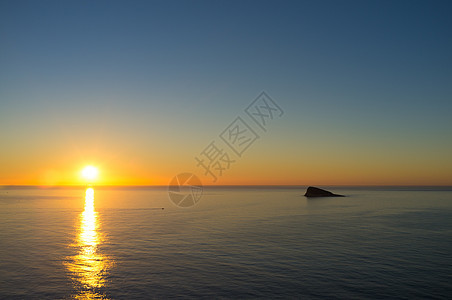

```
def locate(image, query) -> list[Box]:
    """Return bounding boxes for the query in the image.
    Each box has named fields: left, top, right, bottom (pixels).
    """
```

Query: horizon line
left=1, top=184, right=452, bottom=189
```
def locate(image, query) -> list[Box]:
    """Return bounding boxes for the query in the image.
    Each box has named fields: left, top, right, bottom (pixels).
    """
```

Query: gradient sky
left=1, top=0, right=451, bottom=186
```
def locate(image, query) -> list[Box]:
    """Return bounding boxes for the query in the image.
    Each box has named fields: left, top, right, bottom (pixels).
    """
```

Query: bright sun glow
left=81, top=166, right=99, bottom=182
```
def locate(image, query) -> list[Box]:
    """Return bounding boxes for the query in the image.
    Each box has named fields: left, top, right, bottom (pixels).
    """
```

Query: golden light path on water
left=65, top=188, right=113, bottom=299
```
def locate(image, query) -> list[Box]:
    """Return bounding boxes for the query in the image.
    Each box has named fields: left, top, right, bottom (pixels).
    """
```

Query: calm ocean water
left=0, top=186, right=451, bottom=299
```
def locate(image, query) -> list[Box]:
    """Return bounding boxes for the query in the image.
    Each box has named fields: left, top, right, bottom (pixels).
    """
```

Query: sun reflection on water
left=65, top=188, right=113, bottom=299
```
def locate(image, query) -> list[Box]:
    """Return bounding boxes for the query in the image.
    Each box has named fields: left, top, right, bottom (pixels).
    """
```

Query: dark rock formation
left=304, top=186, right=344, bottom=197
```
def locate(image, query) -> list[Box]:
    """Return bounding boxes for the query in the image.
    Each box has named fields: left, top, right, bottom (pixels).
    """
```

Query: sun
left=81, top=166, right=99, bottom=182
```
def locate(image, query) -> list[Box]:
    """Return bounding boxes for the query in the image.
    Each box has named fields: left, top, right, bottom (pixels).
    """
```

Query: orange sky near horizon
left=1, top=116, right=451, bottom=187
left=1, top=136, right=451, bottom=186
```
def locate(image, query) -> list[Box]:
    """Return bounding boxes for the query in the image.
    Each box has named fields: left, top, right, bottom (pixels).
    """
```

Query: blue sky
left=1, top=0, right=451, bottom=185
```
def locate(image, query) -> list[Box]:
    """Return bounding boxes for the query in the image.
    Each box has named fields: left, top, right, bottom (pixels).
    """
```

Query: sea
left=0, top=186, right=451, bottom=299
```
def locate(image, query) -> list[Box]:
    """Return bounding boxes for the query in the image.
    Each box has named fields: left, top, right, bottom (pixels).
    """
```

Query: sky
left=0, top=0, right=451, bottom=186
